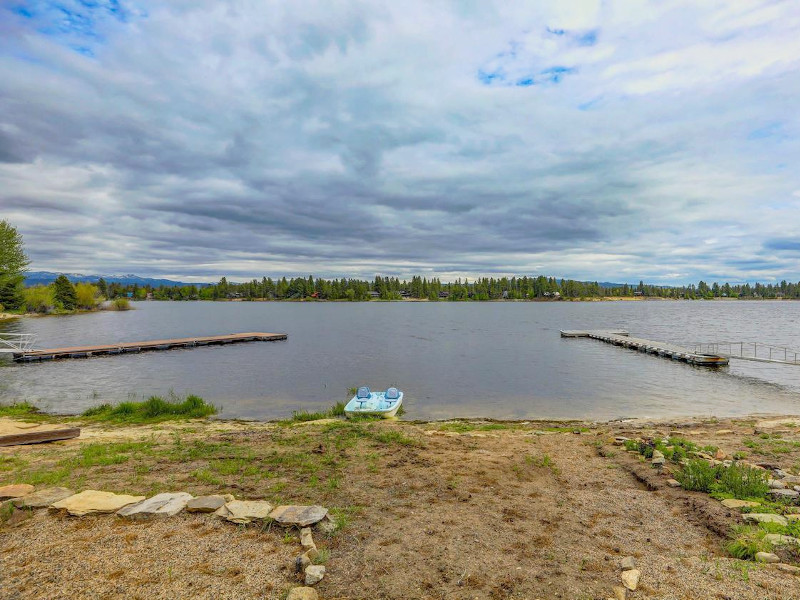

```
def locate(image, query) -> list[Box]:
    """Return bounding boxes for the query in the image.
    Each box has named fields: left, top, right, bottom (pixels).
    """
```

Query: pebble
left=13, top=486, right=74, bottom=509
left=0, top=484, right=34, bottom=500
left=621, top=569, right=640, bottom=591
left=743, top=513, right=788, bottom=526
left=755, top=552, right=780, bottom=563
left=305, top=565, right=325, bottom=585
left=287, top=588, right=319, bottom=600
left=620, top=556, right=635, bottom=571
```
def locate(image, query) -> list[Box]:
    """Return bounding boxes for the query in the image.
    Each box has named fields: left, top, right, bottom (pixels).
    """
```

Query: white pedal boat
left=344, top=386, right=403, bottom=418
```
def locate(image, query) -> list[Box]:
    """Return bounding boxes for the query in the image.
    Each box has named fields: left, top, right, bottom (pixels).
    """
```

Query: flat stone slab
left=186, top=495, right=227, bottom=513
left=51, top=490, right=145, bottom=516
left=0, top=484, right=34, bottom=500
left=215, top=500, right=274, bottom=524
left=744, top=513, right=788, bottom=526
left=13, top=487, right=74, bottom=509
left=764, top=533, right=800, bottom=546
left=269, top=505, right=328, bottom=527
left=117, top=492, right=193, bottom=519
left=720, top=498, right=760, bottom=509
left=770, top=489, right=800, bottom=498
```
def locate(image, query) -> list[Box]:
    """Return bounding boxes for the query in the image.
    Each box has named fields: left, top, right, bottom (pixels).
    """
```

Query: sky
left=1, top=1, right=799, bottom=284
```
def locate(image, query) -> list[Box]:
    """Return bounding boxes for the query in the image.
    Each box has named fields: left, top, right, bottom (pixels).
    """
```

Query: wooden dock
left=561, top=330, right=729, bottom=367
left=12, top=332, right=287, bottom=363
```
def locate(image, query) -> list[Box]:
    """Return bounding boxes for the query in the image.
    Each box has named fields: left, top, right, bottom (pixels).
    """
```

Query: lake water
left=1, top=301, right=800, bottom=421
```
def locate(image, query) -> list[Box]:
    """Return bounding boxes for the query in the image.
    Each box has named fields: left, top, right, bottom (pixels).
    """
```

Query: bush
left=23, top=285, right=55, bottom=313
left=676, top=459, right=719, bottom=492
left=75, top=282, right=103, bottom=309
left=726, top=525, right=771, bottom=560
left=110, top=297, right=131, bottom=311
left=718, top=463, right=770, bottom=499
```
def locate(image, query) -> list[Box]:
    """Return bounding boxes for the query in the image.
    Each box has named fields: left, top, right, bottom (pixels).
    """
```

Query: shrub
left=671, top=446, right=686, bottom=463
left=23, top=285, right=55, bottom=313
left=110, top=297, right=131, bottom=311
left=75, top=282, right=103, bottom=309
left=676, top=459, right=719, bottom=492
left=718, top=463, right=770, bottom=499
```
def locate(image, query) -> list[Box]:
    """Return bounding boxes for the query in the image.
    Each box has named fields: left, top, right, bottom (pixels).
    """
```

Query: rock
left=13, top=487, right=74, bottom=509
left=305, top=565, right=325, bottom=585
left=716, top=430, right=734, bottom=435
left=764, top=534, right=800, bottom=546
left=286, top=587, right=319, bottom=600
left=714, top=449, right=726, bottom=460
left=222, top=494, right=235, bottom=502
left=215, top=500, right=274, bottom=524
left=300, top=527, right=316, bottom=550
left=785, top=514, right=800, bottom=522
left=783, top=475, right=800, bottom=485
left=612, top=586, right=626, bottom=600
left=769, top=489, right=799, bottom=499
left=755, top=552, right=780, bottom=563
left=305, top=547, right=319, bottom=561
left=743, top=513, right=788, bottom=526
left=775, top=469, right=788, bottom=479
left=295, top=553, right=311, bottom=572
left=51, top=490, right=145, bottom=516
left=186, top=495, right=228, bottom=513
left=652, top=450, right=664, bottom=460
left=666, top=479, right=681, bottom=488
left=117, top=492, right=193, bottom=518
left=777, top=564, right=800, bottom=574
left=316, top=514, right=336, bottom=534
left=769, top=479, right=787, bottom=489
left=621, top=569, right=640, bottom=591
left=0, top=484, right=34, bottom=500
left=270, top=505, right=328, bottom=527
left=613, top=437, right=629, bottom=446
left=721, top=498, right=760, bottom=509
left=620, top=556, right=635, bottom=571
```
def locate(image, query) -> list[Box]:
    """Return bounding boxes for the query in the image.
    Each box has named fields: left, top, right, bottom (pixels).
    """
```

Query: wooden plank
left=0, top=427, right=80, bottom=447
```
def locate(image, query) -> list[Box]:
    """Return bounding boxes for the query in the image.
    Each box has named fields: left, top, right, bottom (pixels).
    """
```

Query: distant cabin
left=368, top=291, right=380, bottom=298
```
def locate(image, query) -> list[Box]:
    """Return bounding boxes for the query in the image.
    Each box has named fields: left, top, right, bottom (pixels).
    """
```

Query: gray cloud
left=1, top=1, right=800, bottom=283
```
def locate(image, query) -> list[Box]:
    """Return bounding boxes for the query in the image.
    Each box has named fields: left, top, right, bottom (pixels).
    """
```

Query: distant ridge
left=24, top=271, right=210, bottom=288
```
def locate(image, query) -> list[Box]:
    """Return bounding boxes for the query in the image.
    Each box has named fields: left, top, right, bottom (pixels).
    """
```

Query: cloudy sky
left=1, top=1, right=799, bottom=284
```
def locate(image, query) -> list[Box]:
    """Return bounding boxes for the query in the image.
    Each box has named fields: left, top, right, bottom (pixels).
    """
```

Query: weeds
left=726, top=525, right=771, bottom=560
left=676, top=459, right=719, bottom=492
left=81, top=394, right=216, bottom=423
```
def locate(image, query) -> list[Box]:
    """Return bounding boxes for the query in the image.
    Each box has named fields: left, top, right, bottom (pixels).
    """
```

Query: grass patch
left=286, top=401, right=346, bottom=423
left=676, top=459, right=719, bottom=492
left=726, top=525, right=772, bottom=560
left=80, top=394, right=216, bottom=423
left=677, top=459, right=769, bottom=499
left=370, top=429, right=422, bottom=447
left=0, top=401, right=52, bottom=422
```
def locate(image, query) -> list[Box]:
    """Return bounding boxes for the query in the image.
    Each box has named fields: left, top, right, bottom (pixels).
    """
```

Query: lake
left=1, top=300, right=799, bottom=421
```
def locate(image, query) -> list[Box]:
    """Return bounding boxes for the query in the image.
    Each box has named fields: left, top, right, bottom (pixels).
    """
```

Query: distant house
left=438, top=291, right=449, bottom=298
left=633, top=291, right=644, bottom=296
left=552, top=291, right=561, bottom=298
left=368, top=290, right=380, bottom=298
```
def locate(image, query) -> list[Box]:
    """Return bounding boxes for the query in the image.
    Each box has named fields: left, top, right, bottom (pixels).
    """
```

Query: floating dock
left=561, top=330, right=729, bottom=367
left=12, top=332, right=287, bottom=363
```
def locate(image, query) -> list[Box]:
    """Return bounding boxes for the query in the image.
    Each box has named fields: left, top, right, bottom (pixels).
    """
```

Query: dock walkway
left=561, top=330, right=729, bottom=367
left=12, top=332, right=287, bottom=363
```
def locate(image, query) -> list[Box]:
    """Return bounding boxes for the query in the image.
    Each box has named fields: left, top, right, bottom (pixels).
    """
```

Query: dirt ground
left=3, top=415, right=800, bottom=599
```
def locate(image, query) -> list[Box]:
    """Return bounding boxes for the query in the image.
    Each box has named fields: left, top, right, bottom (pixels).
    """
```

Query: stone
left=769, top=489, right=799, bottom=499
left=783, top=475, right=800, bottom=485
left=666, top=479, right=681, bottom=488
left=613, top=437, right=629, bottom=446
left=652, top=450, right=664, bottom=460
left=0, top=484, right=34, bottom=500
left=785, top=514, right=800, bottom=522
left=300, top=527, right=316, bottom=550
left=295, top=553, right=311, bottom=572
left=13, top=487, right=74, bottom=509
left=777, top=564, right=800, bottom=574
left=222, top=494, right=235, bottom=502
left=764, top=534, right=800, bottom=546
left=743, top=513, right=788, bottom=526
left=186, top=495, right=227, bottom=513
left=716, top=429, right=734, bottom=435
left=612, top=586, right=626, bottom=600
left=621, top=569, right=640, bottom=591
left=51, top=490, right=145, bottom=516
left=304, top=565, right=325, bottom=585
left=755, top=552, right=780, bottom=563
left=316, top=514, right=336, bottom=534
left=117, top=492, right=193, bottom=518
left=620, top=556, right=635, bottom=571
left=215, top=500, right=273, bottom=524
left=721, top=498, right=760, bottom=509
left=769, top=479, right=787, bottom=489
left=269, top=505, right=328, bottom=527
left=305, top=547, right=320, bottom=561
left=286, top=587, right=319, bottom=600
left=714, top=449, right=726, bottom=460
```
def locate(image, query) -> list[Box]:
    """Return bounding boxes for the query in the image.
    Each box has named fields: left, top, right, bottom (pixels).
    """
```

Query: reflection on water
left=1, top=300, right=799, bottom=420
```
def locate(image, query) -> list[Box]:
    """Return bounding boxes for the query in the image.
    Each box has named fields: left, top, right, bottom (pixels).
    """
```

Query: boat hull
left=344, top=391, right=403, bottom=418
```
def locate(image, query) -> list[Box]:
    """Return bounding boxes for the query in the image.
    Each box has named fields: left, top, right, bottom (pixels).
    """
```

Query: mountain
left=24, top=271, right=210, bottom=288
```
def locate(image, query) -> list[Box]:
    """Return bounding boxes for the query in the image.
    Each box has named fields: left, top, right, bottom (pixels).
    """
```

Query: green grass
left=286, top=401, right=346, bottom=423
left=0, top=401, right=52, bottom=422
left=676, top=459, right=719, bottom=492
left=717, top=463, right=770, bottom=499
left=80, top=394, right=216, bottom=423
left=726, top=525, right=772, bottom=560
